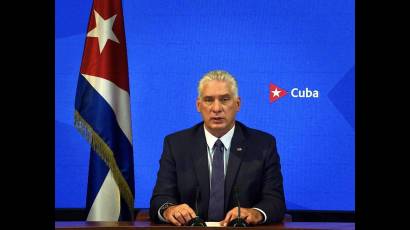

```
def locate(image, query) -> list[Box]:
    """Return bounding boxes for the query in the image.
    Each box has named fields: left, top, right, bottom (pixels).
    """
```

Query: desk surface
left=55, top=221, right=354, bottom=230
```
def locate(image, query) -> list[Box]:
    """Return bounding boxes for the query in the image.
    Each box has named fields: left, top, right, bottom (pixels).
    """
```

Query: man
left=149, top=70, right=286, bottom=226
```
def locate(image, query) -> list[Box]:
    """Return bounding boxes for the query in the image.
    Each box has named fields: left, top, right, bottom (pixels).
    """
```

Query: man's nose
left=211, top=100, right=222, bottom=113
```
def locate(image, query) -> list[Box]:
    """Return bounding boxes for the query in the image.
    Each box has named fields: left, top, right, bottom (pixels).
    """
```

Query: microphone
left=187, top=187, right=206, bottom=226
left=228, top=186, right=247, bottom=227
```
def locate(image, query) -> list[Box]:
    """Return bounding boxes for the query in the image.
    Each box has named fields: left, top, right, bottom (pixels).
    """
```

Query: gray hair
left=197, top=70, right=238, bottom=98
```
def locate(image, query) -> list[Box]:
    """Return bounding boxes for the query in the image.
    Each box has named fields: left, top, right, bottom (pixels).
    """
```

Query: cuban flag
left=74, top=0, right=134, bottom=221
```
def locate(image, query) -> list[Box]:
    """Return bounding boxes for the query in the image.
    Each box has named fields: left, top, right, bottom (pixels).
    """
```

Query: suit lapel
left=191, top=125, right=210, bottom=218
left=224, top=124, right=246, bottom=211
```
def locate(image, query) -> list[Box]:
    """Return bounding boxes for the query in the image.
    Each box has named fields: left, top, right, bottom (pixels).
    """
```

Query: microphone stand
left=228, top=187, right=247, bottom=227
left=187, top=187, right=206, bottom=226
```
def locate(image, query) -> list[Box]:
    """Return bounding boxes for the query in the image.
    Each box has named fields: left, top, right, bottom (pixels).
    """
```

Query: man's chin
left=207, top=123, right=229, bottom=133
left=209, top=122, right=226, bottom=129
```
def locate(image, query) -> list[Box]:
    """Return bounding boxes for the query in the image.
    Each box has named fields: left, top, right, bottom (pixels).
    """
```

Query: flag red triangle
left=80, top=0, right=129, bottom=92
left=269, top=83, right=287, bottom=103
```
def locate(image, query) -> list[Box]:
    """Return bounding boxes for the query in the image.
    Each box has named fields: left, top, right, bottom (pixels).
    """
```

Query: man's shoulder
left=236, top=121, right=276, bottom=141
left=164, top=122, right=204, bottom=140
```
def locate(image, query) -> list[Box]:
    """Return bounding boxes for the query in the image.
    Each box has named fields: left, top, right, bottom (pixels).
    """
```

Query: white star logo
left=87, top=10, right=120, bottom=53
left=272, top=88, right=281, bottom=97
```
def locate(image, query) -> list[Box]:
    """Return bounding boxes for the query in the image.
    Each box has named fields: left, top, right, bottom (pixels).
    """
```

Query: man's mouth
left=211, top=117, right=224, bottom=123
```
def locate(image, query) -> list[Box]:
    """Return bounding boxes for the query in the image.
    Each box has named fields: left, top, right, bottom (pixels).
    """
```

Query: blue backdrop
left=56, top=0, right=355, bottom=211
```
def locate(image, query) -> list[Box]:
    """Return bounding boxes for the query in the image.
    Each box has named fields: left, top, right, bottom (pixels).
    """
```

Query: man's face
left=196, top=80, right=240, bottom=137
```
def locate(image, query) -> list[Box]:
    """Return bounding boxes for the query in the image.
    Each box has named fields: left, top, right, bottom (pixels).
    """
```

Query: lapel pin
left=236, top=147, right=242, bottom=151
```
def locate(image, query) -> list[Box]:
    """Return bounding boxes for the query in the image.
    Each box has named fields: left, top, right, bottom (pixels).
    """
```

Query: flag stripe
left=75, top=110, right=134, bottom=217
left=75, top=74, right=134, bottom=216
left=87, top=170, right=121, bottom=221
left=86, top=149, right=109, bottom=212
left=75, top=75, right=134, bottom=172
left=82, top=73, right=132, bottom=144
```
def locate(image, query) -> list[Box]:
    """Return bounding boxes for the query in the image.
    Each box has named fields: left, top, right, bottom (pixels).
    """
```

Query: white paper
left=205, top=222, right=224, bottom=227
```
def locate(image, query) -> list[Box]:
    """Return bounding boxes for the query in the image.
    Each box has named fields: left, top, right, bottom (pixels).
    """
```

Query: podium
left=55, top=209, right=354, bottom=229
left=55, top=220, right=354, bottom=230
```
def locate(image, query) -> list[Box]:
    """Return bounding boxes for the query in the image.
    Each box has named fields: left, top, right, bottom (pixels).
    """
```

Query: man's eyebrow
left=202, top=94, right=231, bottom=98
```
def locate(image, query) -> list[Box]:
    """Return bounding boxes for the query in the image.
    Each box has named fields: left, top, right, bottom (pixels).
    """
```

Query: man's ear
left=196, top=99, right=201, bottom=112
left=236, top=96, right=241, bottom=111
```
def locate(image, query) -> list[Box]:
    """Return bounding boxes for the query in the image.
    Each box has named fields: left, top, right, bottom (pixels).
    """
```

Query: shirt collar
left=204, top=124, right=235, bottom=150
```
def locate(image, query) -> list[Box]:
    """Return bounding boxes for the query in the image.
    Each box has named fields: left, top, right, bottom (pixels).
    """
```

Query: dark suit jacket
left=149, top=121, right=286, bottom=224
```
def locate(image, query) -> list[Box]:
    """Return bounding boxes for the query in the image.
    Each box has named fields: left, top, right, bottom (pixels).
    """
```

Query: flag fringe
left=74, top=110, right=134, bottom=219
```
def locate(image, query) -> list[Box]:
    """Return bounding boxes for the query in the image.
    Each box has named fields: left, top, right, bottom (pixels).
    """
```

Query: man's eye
left=204, top=98, right=213, bottom=102
left=222, top=97, right=231, bottom=102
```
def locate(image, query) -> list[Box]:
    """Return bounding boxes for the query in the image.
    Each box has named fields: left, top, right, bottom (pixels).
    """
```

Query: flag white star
left=272, top=88, right=281, bottom=97
left=87, top=10, right=120, bottom=53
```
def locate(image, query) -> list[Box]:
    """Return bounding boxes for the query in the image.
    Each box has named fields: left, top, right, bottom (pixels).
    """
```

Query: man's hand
left=163, top=203, right=196, bottom=226
left=220, top=207, right=263, bottom=226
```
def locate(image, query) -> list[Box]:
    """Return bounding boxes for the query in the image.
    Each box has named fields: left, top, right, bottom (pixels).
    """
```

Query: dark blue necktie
left=208, top=139, right=225, bottom=221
